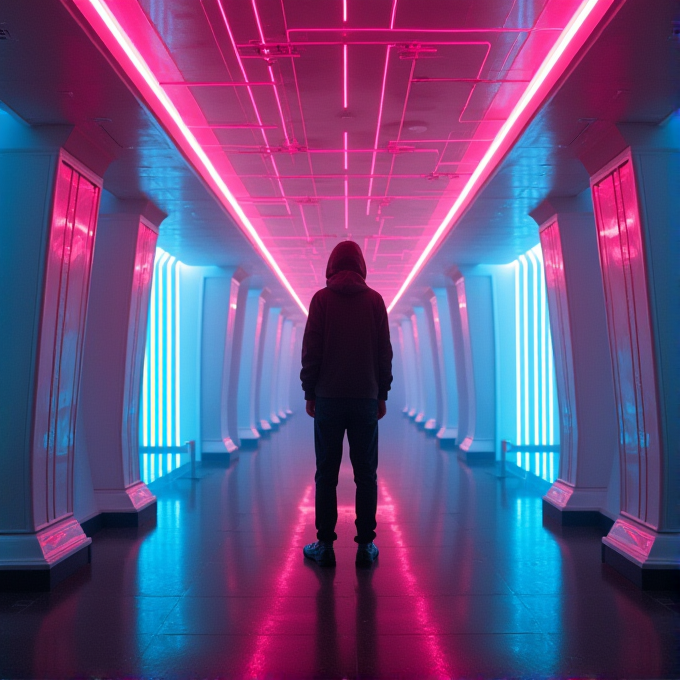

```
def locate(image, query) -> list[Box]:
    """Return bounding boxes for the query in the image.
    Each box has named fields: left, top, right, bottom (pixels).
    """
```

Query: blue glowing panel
left=514, top=244, right=560, bottom=483
left=140, top=248, right=184, bottom=484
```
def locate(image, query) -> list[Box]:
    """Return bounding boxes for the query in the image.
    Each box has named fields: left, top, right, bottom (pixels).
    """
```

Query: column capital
left=529, top=193, right=593, bottom=227
left=99, top=196, right=167, bottom=231
left=575, top=118, right=680, bottom=176
left=1, top=116, right=117, bottom=177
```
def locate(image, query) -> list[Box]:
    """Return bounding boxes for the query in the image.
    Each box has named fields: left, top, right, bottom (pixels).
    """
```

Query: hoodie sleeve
left=376, top=297, right=393, bottom=400
left=300, top=292, right=324, bottom=400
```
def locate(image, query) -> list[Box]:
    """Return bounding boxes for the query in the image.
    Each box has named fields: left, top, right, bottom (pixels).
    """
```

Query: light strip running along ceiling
left=386, top=0, right=615, bottom=313
left=81, top=0, right=309, bottom=315
left=82, top=0, right=612, bottom=318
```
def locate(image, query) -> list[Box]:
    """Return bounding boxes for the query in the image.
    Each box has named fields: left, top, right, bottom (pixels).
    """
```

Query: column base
left=543, top=481, right=612, bottom=527
left=602, top=518, right=680, bottom=590
left=238, top=428, right=261, bottom=450
left=91, top=482, right=158, bottom=531
left=202, top=438, right=239, bottom=454
left=0, top=542, right=91, bottom=591
left=424, top=419, right=437, bottom=433
left=0, top=517, right=92, bottom=591
left=94, top=481, right=156, bottom=514
left=458, top=436, right=494, bottom=463
left=543, top=499, right=614, bottom=531
left=436, top=426, right=458, bottom=444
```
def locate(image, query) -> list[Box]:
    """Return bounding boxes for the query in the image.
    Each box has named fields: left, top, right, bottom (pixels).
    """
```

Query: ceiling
left=1, top=0, right=678, bottom=318
left=67, top=0, right=592, bottom=307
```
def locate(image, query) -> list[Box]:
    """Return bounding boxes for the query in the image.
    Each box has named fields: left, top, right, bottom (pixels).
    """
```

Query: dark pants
left=314, top=397, right=379, bottom=544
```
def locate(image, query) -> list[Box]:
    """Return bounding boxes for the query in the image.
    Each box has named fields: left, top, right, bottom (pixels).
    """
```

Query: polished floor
left=1, top=410, right=679, bottom=679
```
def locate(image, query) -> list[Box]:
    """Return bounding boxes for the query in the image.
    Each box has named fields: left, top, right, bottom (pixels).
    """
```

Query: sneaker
left=355, top=542, right=379, bottom=567
left=303, top=541, right=336, bottom=567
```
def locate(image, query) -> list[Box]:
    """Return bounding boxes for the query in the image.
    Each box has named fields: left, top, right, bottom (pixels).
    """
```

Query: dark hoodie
left=300, top=241, right=393, bottom=401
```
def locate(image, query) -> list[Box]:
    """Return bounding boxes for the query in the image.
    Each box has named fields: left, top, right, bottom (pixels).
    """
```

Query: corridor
left=1, top=412, right=677, bottom=679
left=1, top=0, right=680, bottom=676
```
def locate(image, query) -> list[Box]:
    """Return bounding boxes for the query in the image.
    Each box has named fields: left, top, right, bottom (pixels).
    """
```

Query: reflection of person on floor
left=300, top=241, right=393, bottom=568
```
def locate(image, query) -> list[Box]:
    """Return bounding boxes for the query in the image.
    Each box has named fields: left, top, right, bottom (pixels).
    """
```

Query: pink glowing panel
left=75, top=0, right=615, bottom=311
left=591, top=151, right=660, bottom=527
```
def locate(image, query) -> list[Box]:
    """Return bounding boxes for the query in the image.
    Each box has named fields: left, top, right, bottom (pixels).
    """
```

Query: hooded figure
left=300, top=241, right=393, bottom=568
left=301, top=240, right=392, bottom=402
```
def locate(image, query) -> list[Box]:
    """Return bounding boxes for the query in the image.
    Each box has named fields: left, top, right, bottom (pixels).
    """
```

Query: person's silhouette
left=300, top=241, right=393, bottom=567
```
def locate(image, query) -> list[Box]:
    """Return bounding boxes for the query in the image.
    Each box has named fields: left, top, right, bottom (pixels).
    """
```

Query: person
left=300, top=240, right=393, bottom=568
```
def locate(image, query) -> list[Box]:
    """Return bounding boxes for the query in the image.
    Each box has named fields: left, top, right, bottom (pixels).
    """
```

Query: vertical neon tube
left=529, top=250, right=539, bottom=447
left=166, top=256, right=175, bottom=448
left=174, top=260, right=181, bottom=447
left=156, top=251, right=169, bottom=447
left=521, top=255, right=529, bottom=455
left=536, top=246, right=547, bottom=446
left=142, top=307, right=150, bottom=449
left=148, top=254, right=158, bottom=447
left=343, top=44, right=348, bottom=109
left=548, top=326, right=555, bottom=444
left=343, top=0, right=347, bottom=21
left=514, top=260, right=521, bottom=447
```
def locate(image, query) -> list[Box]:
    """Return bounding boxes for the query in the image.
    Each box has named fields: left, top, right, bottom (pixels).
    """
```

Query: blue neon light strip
left=513, top=244, right=559, bottom=483
left=140, top=248, right=183, bottom=484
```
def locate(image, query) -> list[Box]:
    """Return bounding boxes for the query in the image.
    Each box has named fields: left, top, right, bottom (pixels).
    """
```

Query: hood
left=326, top=240, right=367, bottom=279
left=325, top=241, right=368, bottom=294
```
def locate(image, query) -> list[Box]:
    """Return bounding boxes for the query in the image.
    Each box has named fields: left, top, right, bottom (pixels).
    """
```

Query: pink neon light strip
left=344, top=182, right=349, bottom=230
left=212, top=1, right=289, bottom=210
left=343, top=0, right=347, bottom=22
left=343, top=44, right=348, bottom=108
left=79, top=0, right=308, bottom=315
left=366, top=44, right=391, bottom=215
left=387, top=0, right=616, bottom=313
left=251, top=0, right=290, bottom=146
left=343, top=131, right=348, bottom=170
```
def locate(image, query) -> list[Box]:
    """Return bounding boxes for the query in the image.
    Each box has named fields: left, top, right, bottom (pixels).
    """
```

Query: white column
left=529, top=199, right=619, bottom=524
left=199, top=268, right=244, bottom=456
left=276, top=318, right=294, bottom=420
left=400, top=316, right=420, bottom=418
left=580, top=122, right=680, bottom=587
left=287, top=325, right=302, bottom=414
left=259, top=306, right=283, bottom=430
left=78, top=199, right=164, bottom=526
left=413, top=306, right=438, bottom=431
left=390, top=322, right=407, bottom=414
left=0, top=123, right=110, bottom=588
left=430, top=288, right=459, bottom=445
left=450, top=269, right=496, bottom=460
left=236, top=287, right=266, bottom=446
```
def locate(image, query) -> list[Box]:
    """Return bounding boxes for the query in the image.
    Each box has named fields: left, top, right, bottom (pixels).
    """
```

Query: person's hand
left=377, top=400, right=387, bottom=420
left=306, top=399, right=316, bottom=418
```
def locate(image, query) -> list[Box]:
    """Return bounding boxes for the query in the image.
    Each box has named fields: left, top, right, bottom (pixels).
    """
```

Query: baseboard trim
left=0, top=542, right=91, bottom=592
